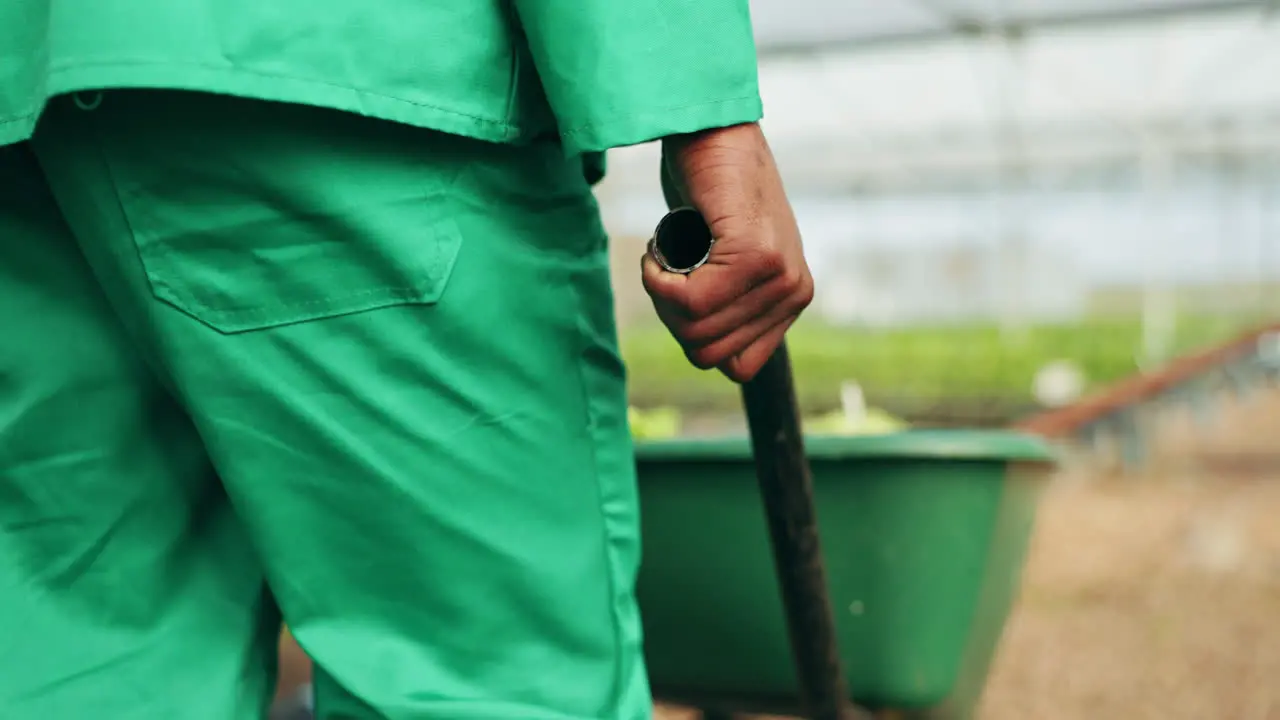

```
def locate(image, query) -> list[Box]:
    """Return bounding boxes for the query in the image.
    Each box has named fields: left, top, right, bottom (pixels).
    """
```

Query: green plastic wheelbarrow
left=633, top=430, right=1057, bottom=719
left=641, top=206, right=1057, bottom=718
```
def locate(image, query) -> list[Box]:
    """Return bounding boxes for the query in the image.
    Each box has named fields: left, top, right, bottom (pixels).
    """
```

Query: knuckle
left=779, top=267, right=805, bottom=293
left=754, top=245, right=786, bottom=277
left=793, top=274, right=815, bottom=309
left=680, top=293, right=713, bottom=319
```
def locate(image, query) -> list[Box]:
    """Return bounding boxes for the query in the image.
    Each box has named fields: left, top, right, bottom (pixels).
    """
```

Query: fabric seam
left=43, top=58, right=518, bottom=129
left=54, top=110, right=190, bottom=399
left=559, top=94, right=760, bottom=137
left=6, top=64, right=759, bottom=148
left=93, top=98, right=475, bottom=332
left=0, top=112, right=36, bottom=127
left=566, top=271, right=627, bottom=715
left=143, top=219, right=461, bottom=331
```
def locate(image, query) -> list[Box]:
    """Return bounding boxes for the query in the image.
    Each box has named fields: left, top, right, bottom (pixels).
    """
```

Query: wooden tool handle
left=649, top=207, right=856, bottom=719
left=742, top=344, right=856, bottom=720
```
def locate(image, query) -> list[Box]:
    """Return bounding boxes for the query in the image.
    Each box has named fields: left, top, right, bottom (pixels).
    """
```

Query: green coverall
left=0, top=3, right=763, bottom=718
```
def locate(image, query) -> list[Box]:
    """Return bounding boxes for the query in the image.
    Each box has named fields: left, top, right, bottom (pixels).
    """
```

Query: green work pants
left=0, top=90, right=649, bottom=719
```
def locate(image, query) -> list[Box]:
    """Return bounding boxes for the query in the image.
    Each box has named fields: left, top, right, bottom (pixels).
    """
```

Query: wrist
left=662, top=121, right=763, bottom=161
left=661, top=122, right=769, bottom=215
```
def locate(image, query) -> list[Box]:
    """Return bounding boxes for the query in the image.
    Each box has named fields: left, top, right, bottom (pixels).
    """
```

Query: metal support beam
left=757, top=1, right=1264, bottom=57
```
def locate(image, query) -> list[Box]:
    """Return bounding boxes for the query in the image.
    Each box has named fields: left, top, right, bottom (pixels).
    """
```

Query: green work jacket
left=0, top=0, right=765, bottom=174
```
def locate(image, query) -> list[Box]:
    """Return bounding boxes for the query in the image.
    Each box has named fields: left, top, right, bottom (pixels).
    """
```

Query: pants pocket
left=128, top=195, right=464, bottom=334
left=78, top=91, right=469, bottom=334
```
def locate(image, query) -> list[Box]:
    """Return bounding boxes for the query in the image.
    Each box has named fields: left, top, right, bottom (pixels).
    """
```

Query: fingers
left=640, top=251, right=686, bottom=301
left=644, top=240, right=787, bottom=320
left=642, top=247, right=813, bottom=378
left=677, top=269, right=805, bottom=348
left=644, top=122, right=811, bottom=384
left=682, top=277, right=808, bottom=370
left=719, top=316, right=796, bottom=383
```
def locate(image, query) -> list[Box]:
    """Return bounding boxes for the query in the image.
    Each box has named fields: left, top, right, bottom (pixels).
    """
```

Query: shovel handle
left=649, top=207, right=855, bottom=719
left=742, top=344, right=855, bottom=720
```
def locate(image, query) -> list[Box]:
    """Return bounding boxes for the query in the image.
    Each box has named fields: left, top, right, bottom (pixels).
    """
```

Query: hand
left=642, top=122, right=814, bottom=383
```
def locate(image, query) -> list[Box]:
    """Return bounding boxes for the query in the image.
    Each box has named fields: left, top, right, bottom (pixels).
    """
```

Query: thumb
left=641, top=251, right=688, bottom=304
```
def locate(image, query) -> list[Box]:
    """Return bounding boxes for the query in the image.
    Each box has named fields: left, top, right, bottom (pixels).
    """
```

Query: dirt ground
left=976, top=388, right=1280, bottom=720
left=279, top=386, right=1280, bottom=720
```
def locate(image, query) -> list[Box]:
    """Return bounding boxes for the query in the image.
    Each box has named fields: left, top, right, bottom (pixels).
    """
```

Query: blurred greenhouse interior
left=599, top=0, right=1280, bottom=433
left=597, top=6, right=1280, bottom=717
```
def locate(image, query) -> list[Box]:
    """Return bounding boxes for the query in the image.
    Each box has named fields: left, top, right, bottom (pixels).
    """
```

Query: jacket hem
left=19, top=60, right=546, bottom=148
left=559, top=94, right=765, bottom=156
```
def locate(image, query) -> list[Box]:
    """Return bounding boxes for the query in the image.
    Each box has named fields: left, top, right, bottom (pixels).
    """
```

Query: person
left=0, top=2, right=814, bottom=718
